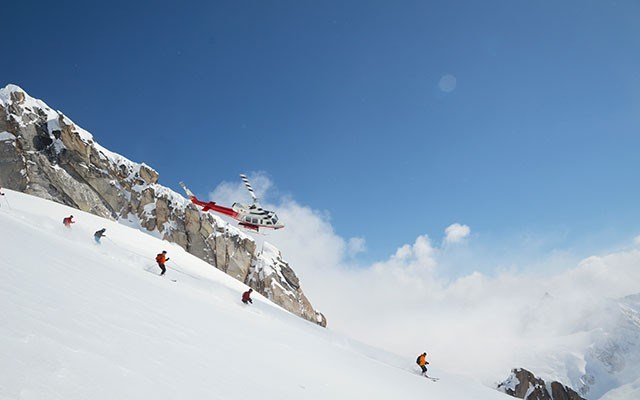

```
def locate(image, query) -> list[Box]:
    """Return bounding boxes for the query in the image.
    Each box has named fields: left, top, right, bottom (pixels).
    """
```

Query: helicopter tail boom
left=180, top=181, right=236, bottom=217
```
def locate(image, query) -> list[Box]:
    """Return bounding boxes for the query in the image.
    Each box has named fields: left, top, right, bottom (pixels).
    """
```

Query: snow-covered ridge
left=0, top=84, right=156, bottom=186
left=0, top=84, right=55, bottom=112
left=1, top=84, right=63, bottom=137
left=0, top=83, right=206, bottom=229
left=0, top=84, right=89, bottom=142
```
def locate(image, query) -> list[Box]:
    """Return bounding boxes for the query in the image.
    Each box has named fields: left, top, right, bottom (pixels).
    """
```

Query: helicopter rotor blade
left=240, top=174, right=259, bottom=204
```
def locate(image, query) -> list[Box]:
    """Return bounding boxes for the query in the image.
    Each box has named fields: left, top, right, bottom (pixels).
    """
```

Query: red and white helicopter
left=179, top=175, right=284, bottom=232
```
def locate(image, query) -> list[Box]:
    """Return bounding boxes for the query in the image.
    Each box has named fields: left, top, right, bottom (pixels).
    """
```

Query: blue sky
left=3, top=0, right=640, bottom=269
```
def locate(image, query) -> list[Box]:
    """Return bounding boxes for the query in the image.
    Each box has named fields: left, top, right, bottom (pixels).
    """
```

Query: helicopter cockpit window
left=266, top=221, right=272, bottom=225
left=271, top=218, right=277, bottom=224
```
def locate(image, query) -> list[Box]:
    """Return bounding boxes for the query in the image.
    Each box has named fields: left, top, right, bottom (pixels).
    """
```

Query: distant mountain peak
left=0, top=83, right=26, bottom=98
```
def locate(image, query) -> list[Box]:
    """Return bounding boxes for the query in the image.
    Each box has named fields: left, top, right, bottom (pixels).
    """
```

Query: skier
left=0, top=186, right=4, bottom=195
left=94, top=228, right=106, bottom=243
left=242, top=288, right=253, bottom=304
left=416, top=352, right=430, bottom=376
left=155, top=250, right=169, bottom=276
left=63, top=215, right=75, bottom=228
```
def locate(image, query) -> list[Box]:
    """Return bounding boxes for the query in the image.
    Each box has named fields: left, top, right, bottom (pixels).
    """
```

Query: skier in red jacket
left=242, top=288, right=253, bottom=304
left=63, top=215, right=75, bottom=228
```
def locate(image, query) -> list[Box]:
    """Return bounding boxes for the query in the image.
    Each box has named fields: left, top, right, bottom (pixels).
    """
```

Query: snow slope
left=0, top=189, right=509, bottom=400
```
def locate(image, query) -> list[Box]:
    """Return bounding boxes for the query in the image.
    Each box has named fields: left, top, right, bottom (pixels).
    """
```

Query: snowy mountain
left=0, top=84, right=324, bottom=327
left=494, top=290, right=640, bottom=400
left=0, top=189, right=510, bottom=399
left=574, top=295, right=640, bottom=399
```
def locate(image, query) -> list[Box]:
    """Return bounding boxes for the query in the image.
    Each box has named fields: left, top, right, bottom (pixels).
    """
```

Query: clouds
left=208, top=175, right=640, bottom=384
left=444, top=223, right=470, bottom=245
left=346, top=237, right=366, bottom=257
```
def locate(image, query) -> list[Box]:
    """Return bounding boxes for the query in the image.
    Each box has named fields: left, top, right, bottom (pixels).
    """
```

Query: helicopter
left=179, top=174, right=284, bottom=232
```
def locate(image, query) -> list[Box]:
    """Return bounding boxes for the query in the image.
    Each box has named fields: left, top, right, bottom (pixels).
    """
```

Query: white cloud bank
left=209, top=175, right=640, bottom=384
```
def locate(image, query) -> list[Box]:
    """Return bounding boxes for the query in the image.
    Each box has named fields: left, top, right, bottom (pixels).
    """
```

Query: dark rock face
left=0, top=84, right=326, bottom=327
left=549, top=382, right=584, bottom=400
left=497, top=368, right=585, bottom=400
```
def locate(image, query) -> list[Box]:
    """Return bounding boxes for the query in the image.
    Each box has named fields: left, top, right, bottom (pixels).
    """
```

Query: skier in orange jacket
left=155, top=250, right=169, bottom=275
left=416, top=352, right=430, bottom=375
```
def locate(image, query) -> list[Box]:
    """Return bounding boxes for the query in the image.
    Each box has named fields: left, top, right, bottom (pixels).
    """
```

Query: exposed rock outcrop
left=249, top=242, right=326, bottom=326
left=497, top=368, right=585, bottom=400
left=0, top=84, right=326, bottom=327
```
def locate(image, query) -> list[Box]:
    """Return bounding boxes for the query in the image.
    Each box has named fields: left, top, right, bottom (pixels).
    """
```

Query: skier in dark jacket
left=242, top=288, right=253, bottom=304
left=94, top=228, right=106, bottom=243
left=155, top=250, right=169, bottom=275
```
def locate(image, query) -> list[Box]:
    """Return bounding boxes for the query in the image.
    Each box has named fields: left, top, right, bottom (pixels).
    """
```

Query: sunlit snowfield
left=0, top=190, right=507, bottom=400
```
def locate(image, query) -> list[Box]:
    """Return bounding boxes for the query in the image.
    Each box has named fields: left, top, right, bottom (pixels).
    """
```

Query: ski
left=423, top=375, right=439, bottom=381
left=159, top=275, right=177, bottom=282
left=160, top=275, right=177, bottom=282
left=144, top=268, right=176, bottom=281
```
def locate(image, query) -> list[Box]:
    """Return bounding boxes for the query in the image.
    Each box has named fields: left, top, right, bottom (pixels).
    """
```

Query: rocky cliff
left=0, top=84, right=326, bottom=327
left=498, top=368, right=585, bottom=400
